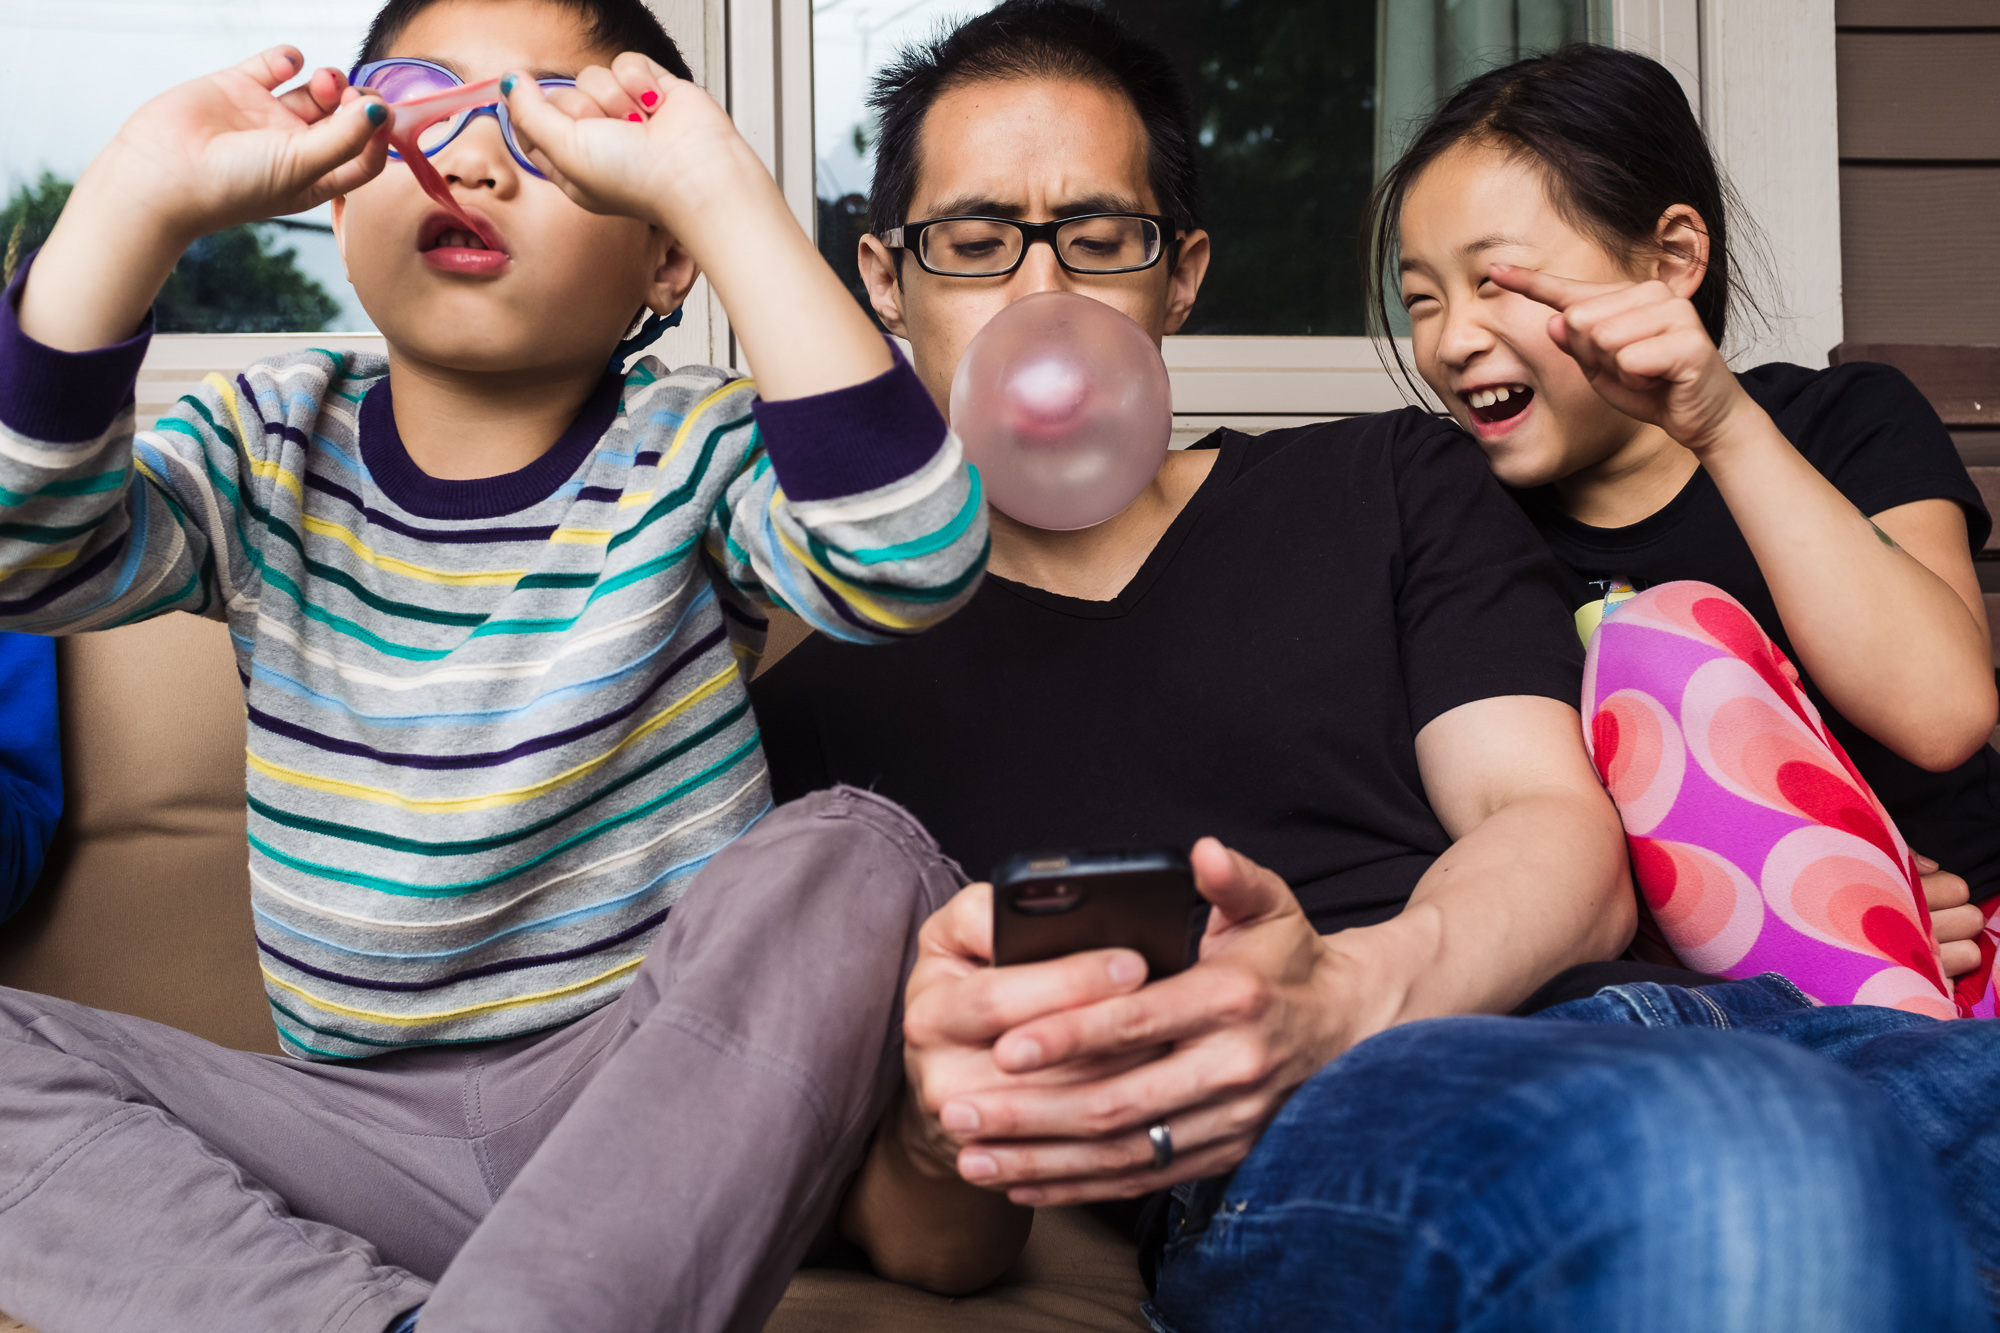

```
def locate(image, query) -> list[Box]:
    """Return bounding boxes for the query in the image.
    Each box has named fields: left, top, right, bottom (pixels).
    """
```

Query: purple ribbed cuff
left=751, top=344, right=947, bottom=503
left=0, top=251, right=154, bottom=445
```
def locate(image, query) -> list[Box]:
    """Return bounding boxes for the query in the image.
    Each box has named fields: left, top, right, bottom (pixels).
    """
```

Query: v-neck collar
left=990, top=430, right=1244, bottom=620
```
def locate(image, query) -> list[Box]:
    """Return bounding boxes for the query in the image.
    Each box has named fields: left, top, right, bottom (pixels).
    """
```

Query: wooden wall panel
left=1837, top=33, right=2000, bottom=159
left=1837, top=0, right=2000, bottom=25
left=1839, top=166, right=2000, bottom=344
left=1955, top=430, right=2000, bottom=466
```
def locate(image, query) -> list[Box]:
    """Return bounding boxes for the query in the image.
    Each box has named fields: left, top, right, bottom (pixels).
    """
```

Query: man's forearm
left=1328, top=789, right=1635, bottom=1034
left=841, top=1095, right=1032, bottom=1295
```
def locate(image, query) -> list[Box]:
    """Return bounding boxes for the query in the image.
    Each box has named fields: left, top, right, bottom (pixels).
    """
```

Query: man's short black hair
left=357, top=0, right=693, bottom=82
left=867, top=0, right=1201, bottom=238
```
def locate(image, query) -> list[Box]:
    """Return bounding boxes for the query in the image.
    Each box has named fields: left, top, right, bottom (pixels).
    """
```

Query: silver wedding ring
left=1148, top=1120, right=1174, bottom=1170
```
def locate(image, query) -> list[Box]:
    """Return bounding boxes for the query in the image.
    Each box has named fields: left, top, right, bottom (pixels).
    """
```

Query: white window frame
left=134, top=0, right=1841, bottom=427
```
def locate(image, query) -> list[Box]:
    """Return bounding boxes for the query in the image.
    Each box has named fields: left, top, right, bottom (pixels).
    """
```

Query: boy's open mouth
left=1463, top=383, right=1533, bottom=426
left=418, top=210, right=511, bottom=275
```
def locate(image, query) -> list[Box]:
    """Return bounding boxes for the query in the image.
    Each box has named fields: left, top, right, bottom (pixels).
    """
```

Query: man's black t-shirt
left=751, top=409, right=1585, bottom=934
left=1515, top=360, right=2000, bottom=899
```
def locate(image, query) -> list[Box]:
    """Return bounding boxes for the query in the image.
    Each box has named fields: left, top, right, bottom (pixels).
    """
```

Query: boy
left=0, top=1, right=984, bottom=1330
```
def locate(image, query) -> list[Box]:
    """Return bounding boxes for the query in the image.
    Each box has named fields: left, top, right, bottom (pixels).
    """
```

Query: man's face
left=861, top=77, right=1211, bottom=415
left=332, top=0, right=695, bottom=377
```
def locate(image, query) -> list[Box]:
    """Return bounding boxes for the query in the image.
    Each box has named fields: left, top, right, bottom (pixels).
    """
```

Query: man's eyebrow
left=924, top=196, right=1026, bottom=220
left=916, top=193, right=1151, bottom=222
left=1052, top=194, right=1147, bottom=219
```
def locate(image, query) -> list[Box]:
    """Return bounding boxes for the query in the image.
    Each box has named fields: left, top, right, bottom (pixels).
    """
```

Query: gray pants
left=0, top=788, right=962, bottom=1333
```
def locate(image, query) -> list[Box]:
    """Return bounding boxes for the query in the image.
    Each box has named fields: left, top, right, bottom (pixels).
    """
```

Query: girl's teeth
left=1494, top=387, right=1510, bottom=403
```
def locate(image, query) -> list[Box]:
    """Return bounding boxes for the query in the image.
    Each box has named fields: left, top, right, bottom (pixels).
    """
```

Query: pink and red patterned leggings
left=1585, top=581, right=1999, bottom=1020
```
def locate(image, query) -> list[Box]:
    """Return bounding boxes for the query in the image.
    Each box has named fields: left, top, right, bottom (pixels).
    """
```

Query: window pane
left=0, top=1, right=380, bottom=332
left=814, top=0, right=1609, bottom=337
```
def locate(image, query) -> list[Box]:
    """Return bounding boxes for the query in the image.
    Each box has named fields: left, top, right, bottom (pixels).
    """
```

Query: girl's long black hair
left=1363, top=44, right=1760, bottom=398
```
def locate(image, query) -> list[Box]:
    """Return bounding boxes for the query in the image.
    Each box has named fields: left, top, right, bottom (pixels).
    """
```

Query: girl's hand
left=501, top=53, right=760, bottom=234
left=1489, top=264, right=1752, bottom=456
left=96, top=46, right=388, bottom=244
left=1918, top=853, right=1989, bottom=978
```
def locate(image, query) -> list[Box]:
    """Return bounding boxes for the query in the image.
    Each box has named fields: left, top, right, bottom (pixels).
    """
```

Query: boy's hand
left=96, top=47, right=388, bottom=244
left=1488, top=263, right=1753, bottom=457
left=21, top=46, right=387, bottom=353
left=501, top=54, right=757, bottom=235
left=499, top=51, right=891, bottom=401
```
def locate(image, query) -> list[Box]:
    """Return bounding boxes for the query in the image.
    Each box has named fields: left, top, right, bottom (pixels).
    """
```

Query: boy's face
left=860, top=77, right=1210, bottom=416
left=332, top=0, right=694, bottom=377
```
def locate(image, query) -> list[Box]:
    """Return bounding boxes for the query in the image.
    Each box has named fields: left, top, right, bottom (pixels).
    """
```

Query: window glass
left=814, top=0, right=1608, bottom=337
left=0, top=0, right=379, bottom=331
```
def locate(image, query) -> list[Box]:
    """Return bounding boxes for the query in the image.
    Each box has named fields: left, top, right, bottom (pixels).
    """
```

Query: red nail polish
left=628, top=112, right=644, bottom=122
left=640, top=90, right=659, bottom=107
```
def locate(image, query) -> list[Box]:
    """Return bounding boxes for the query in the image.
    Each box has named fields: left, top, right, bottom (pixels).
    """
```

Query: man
left=750, top=3, right=1998, bottom=1329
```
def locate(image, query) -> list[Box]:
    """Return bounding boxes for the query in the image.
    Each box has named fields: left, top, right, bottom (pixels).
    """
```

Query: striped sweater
left=0, top=267, right=986, bottom=1058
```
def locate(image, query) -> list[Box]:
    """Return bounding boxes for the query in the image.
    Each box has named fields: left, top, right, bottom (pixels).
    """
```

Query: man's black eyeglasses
left=881, top=213, right=1179, bottom=277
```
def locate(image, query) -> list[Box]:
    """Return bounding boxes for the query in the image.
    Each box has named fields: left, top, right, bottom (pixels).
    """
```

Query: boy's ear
left=857, top=233, right=910, bottom=339
left=330, top=196, right=351, bottom=280
left=1654, top=204, right=1709, bottom=301
left=644, top=230, right=700, bottom=318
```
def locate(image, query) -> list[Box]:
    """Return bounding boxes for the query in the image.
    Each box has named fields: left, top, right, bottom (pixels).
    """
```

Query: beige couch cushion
left=0, top=614, right=1149, bottom=1332
left=0, top=613, right=275, bottom=1053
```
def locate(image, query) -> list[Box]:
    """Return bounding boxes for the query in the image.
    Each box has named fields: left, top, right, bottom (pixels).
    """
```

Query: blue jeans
left=1146, top=976, right=1994, bottom=1332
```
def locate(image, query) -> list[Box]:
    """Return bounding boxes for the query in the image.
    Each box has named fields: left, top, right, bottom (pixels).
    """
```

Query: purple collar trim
left=358, top=369, right=624, bottom=520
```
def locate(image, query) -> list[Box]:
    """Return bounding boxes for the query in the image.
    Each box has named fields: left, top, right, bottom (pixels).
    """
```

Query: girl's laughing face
left=1397, top=141, right=1655, bottom=490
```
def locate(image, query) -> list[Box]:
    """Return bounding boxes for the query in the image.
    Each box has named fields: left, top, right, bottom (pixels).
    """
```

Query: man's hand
left=1486, top=263, right=1752, bottom=456
left=898, top=881, right=1162, bottom=1178
left=842, top=879, right=1152, bottom=1290
left=1919, top=853, right=1988, bottom=978
left=925, top=839, right=1359, bottom=1208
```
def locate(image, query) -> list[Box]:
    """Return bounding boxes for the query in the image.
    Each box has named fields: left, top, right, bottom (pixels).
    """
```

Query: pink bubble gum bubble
left=948, top=291, right=1171, bottom=531
left=381, top=77, right=505, bottom=249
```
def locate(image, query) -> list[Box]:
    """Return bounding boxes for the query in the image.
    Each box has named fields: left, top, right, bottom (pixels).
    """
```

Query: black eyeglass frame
left=881, top=212, right=1182, bottom=277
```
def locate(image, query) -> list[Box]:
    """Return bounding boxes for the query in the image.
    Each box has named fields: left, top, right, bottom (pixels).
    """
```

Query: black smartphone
left=990, top=847, right=1205, bottom=981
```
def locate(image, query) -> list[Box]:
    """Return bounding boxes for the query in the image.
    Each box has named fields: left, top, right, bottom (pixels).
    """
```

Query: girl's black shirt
left=1516, top=360, right=2000, bottom=900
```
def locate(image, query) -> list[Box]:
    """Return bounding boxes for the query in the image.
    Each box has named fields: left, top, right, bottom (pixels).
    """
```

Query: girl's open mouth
left=1464, top=384, right=1534, bottom=425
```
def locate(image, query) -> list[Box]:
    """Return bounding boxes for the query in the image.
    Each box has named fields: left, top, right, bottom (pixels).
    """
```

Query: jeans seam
left=1691, top=987, right=1732, bottom=1029
left=1762, top=972, right=1816, bottom=1009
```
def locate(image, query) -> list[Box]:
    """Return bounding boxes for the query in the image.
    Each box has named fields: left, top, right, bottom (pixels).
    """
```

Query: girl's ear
left=1655, top=204, right=1710, bottom=301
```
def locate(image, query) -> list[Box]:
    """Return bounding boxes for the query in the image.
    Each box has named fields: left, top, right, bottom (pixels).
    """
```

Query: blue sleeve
left=0, top=631, right=60, bottom=922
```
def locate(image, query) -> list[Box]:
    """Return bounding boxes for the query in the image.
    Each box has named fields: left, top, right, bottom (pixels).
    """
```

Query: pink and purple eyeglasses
left=348, top=58, right=577, bottom=247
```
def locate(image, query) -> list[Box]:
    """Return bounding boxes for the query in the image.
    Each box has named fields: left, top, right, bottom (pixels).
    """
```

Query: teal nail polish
left=364, top=102, right=387, bottom=127
left=499, top=74, right=518, bottom=95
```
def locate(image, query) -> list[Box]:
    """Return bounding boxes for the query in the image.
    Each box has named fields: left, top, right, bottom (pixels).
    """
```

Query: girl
left=1368, top=44, right=2000, bottom=1018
